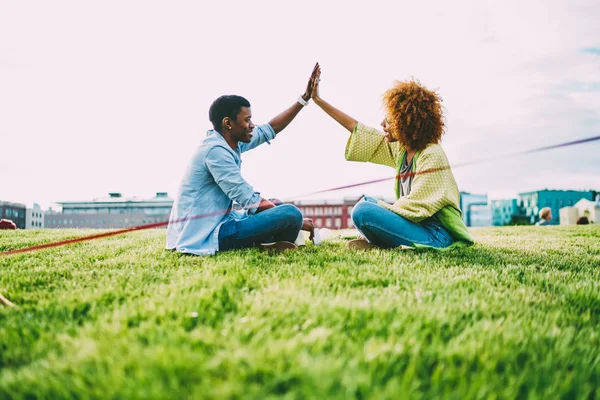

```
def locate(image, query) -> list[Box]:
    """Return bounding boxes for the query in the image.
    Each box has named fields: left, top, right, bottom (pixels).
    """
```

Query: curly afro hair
left=382, top=79, right=445, bottom=151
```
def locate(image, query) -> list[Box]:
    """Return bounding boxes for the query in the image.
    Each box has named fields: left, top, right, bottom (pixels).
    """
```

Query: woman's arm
left=311, top=67, right=400, bottom=168
left=311, top=69, right=358, bottom=132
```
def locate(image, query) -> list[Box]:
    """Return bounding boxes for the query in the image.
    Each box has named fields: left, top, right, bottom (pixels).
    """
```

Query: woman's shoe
left=346, top=238, right=379, bottom=250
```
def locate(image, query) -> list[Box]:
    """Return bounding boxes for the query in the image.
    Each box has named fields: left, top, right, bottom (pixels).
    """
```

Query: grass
left=0, top=226, right=599, bottom=399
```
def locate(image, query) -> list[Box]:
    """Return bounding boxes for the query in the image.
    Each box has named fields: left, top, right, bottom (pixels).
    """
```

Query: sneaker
left=260, top=241, right=298, bottom=252
left=346, top=238, right=380, bottom=250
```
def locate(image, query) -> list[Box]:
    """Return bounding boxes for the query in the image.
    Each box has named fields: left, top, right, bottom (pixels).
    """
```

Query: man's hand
left=0, top=219, right=16, bottom=230
left=267, top=62, right=321, bottom=134
left=301, top=62, right=320, bottom=102
left=255, top=199, right=277, bottom=214
left=301, top=218, right=315, bottom=241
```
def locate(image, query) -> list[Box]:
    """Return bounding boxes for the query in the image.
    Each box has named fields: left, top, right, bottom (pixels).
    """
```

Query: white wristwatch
left=297, top=95, right=310, bottom=106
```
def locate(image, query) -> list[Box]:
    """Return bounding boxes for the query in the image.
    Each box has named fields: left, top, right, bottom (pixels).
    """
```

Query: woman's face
left=381, top=117, right=398, bottom=142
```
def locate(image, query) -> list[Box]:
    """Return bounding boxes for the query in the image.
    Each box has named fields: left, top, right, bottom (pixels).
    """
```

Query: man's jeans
left=352, top=197, right=454, bottom=248
left=218, top=200, right=303, bottom=251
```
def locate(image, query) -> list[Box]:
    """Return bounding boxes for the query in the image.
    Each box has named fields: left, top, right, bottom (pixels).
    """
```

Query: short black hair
left=209, top=95, right=251, bottom=132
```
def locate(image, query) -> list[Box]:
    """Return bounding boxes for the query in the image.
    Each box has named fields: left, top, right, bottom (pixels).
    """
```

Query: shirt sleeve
left=205, top=146, right=262, bottom=209
left=378, top=150, right=453, bottom=222
left=345, top=122, right=403, bottom=168
left=238, top=124, right=277, bottom=153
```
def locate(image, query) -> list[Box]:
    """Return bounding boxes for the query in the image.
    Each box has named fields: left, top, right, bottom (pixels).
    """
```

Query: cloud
left=582, top=47, right=600, bottom=56
left=0, top=0, right=599, bottom=209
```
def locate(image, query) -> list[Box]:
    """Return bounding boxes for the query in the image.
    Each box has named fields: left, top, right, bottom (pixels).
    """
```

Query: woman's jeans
left=218, top=199, right=303, bottom=251
left=351, top=197, right=454, bottom=248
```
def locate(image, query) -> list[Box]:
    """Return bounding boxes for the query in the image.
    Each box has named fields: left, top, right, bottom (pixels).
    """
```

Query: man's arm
left=268, top=62, right=320, bottom=134
left=268, top=102, right=306, bottom=134
left=205, top=147, right=272, bottom=213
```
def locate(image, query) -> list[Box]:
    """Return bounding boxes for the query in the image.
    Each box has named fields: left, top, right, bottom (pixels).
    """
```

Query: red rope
left=2, top=134, right=599, bottom=256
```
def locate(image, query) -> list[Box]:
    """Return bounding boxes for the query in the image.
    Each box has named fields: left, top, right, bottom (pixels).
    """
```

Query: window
left=6, top=209, right=11, bottom=217
left=315, top=218, right=323, bottom=228
left=347, top=218, right=353, bottom=228
left=335, top=218, right=341, bottom=228
left=326, top=218, right=332, bottom=228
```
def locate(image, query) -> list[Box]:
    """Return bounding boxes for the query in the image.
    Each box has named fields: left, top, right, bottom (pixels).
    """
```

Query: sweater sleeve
left=345, top=122, right=403, bottom=168
left=378, top=149, right=453, bottom=222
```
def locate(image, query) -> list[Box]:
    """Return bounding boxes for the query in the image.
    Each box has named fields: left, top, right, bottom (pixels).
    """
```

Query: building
left=460, top=192, right=490, bottom=227
left=560, top=195, right=600, bottom=225
left=26, top=203, right=45, bottom=229
left=0, top=201, right=26, bottom=229
left=291, top=196, right=396, bottom=229
left=517, top=190, right=594, bottom=225
left=45, top=192, right=173, bottom=229
left=469, top=204, right=493, bottom=227
left=491, top=199, right=518, bottom=226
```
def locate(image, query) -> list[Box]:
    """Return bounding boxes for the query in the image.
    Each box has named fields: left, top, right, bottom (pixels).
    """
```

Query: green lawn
left=1, top=226, right=599, bottom=399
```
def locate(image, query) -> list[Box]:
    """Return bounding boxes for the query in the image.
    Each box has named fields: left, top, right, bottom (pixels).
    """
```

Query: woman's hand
left=301, top=218, right=315, bottom=241
left=310, top=67, right=322, bottom=102
left=301, top=62, right=320, bottom=102
left=307, top=65, right=357, bottom=132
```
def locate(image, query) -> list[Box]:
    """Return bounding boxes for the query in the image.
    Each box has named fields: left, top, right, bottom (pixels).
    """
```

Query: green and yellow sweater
left=345, top=122, right=474, bottom=248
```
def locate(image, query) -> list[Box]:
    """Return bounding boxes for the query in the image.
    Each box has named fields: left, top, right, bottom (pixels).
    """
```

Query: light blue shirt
left=166, top=124, right=276, bottom=255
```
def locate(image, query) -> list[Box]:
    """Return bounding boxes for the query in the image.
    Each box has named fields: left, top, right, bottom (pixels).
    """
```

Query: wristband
left=297, top=95, right=309, bottom=107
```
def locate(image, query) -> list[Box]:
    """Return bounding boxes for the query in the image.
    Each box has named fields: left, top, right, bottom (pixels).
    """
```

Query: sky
left=1, top=0, right=599, bottom=210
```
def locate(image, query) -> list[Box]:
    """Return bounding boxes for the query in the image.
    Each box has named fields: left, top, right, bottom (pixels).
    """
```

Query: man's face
left=229, top=107, right=255, bottom=143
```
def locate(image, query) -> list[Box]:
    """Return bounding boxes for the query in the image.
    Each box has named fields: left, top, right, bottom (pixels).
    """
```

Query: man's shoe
left=260, top=241, right=298, bottom=252
left=346, top=238, right=380, bottom=250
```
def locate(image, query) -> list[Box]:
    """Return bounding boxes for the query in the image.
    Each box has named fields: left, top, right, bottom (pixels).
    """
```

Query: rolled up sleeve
left=239, top=124, right=277, bottom=153
left=345, top=122, right=402, bottom=168
left=205, top=147, right=262, bottom=209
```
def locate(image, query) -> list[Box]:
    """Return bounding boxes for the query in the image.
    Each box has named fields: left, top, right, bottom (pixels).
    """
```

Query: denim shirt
left=166, top=124, right=276, bottom=255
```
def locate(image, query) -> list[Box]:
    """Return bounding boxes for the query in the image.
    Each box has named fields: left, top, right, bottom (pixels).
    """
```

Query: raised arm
left=268, top=63, right=320, bottom=134
left=311, top=68, right=401, bottom=168
left=311, top=69, right=358, bottom=132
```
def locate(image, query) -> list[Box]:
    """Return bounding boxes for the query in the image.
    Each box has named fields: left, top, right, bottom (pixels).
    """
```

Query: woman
left=311, top=68, right=473, bottom=250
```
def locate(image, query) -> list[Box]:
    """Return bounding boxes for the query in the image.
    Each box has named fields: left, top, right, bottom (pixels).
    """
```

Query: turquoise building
left=491, top=199, right=518, bottom=226
left=460, top=192, right=490, bottom=227
left=517, top=190, right=594, bottom=225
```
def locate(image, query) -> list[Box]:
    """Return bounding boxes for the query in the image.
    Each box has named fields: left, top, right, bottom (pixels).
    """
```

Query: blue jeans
left=351, top=197, right=454, bottom=248
left=218, top=199, right=303, bottom=251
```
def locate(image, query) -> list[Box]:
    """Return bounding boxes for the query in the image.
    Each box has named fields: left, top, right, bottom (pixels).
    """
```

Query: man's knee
left=277, top=204, right=303, bottom=230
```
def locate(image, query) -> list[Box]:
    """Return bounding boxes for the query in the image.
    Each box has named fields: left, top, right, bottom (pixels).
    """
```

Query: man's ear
left=222, top=117, right=233, bottom=131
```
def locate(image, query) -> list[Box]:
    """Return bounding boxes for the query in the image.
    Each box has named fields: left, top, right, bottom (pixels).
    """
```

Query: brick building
left=291, top=196, right=395, bottom=229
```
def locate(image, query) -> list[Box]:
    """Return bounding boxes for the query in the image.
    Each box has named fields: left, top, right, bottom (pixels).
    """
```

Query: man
left=536, top=207, right=553, bottom=226
left=167, top=64, right=319, bottom=255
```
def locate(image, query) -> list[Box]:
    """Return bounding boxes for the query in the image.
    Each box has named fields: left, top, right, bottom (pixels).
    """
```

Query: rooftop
left=57, top=192, right=173, bottom=206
